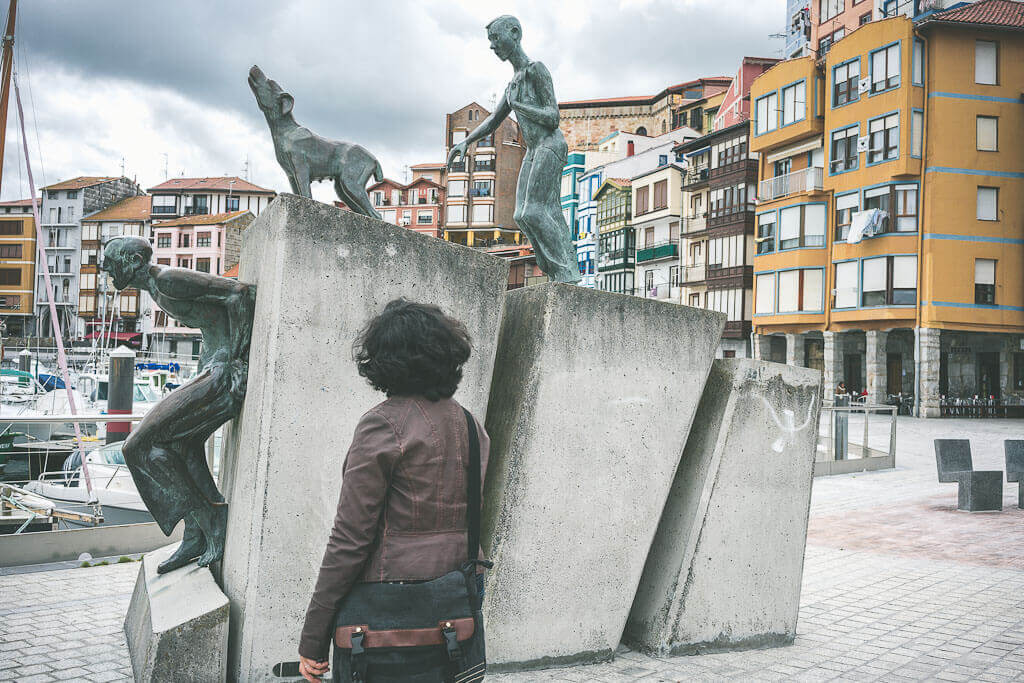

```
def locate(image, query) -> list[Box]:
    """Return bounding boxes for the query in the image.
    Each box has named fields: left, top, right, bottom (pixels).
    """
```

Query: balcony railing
left=684, top=263, right=706, bottom=283
left=758, top=167, right=824, bottom=202
left=636, top=241, right=679, bottom=263
left=684, top=213, right=707, bottom=233
left=683, top=167, right=709, bottom=187
left=449, top=162, right=467, bottom=173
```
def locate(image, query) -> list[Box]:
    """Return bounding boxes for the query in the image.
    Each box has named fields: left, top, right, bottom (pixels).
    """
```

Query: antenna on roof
left=769, top=32, right=786, bottom=58
left=243, top=154, right=250, bottom=181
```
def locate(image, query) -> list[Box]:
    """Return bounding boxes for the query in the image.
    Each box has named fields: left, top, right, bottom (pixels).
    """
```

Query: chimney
left=627, top=140, right=635, bottom=157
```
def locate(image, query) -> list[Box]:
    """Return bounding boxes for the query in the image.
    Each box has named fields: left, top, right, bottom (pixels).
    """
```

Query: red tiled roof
left=223, top=264, right=239, bottom=279
left=152, top=210, right=250, bottom=228
left=560, top=95, right=653, bottom=107
left=0, top=197, right=39, bottom=207
left=147, top=176, right=275, bottom=194
left=927, top=0, right=1024, bottom=28
left=410, top=163, right=444, bottom=169
left=42, top=176, right=119, bottom=191
left=81, top=195, right=151, bottom=222
left=608, top=178, right=632, bottom=186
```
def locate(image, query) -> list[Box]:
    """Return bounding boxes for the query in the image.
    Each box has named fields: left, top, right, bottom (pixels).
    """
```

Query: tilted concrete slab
left=481, top=284, right=724, bottom=671
left=219, top=194, right=509, bottom=681
left=124, top=542, right=229, bottom=682
left=626, top=359, right=822, bottom=655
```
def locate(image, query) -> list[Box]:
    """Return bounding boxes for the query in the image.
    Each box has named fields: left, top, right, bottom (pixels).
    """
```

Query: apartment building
left=632, top=164, right=684, bottom=301
left=146, top=176, right=275, bottom=220
left=788, top=0, right=814, bottom=58
left=559, top=78, right=732, bottom=151
left=369, top=177, right=445, bottom=239
left=595, top=179, right=634, bottom=294
left=35, top=176, right=140, bottom=338
left=442, top=102, right=525, bottom=251
left=712, top=58, right=783, bottom=130
left=148, top=211, right=254, bottom=358
left=677, top=123, right=758, bottom=358
left=78, top=196, right=152, bottom=339
left=750, top=1, right=1024, bottom=416
left=0, top=198, right=37, bottom=337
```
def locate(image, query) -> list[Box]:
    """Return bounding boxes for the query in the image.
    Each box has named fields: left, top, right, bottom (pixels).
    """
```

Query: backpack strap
left=462, top=408, right=482, bottom=564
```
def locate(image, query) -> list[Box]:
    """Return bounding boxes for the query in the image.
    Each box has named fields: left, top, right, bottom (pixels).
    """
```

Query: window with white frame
left=707, top=234, right=744, bottom=269
left=868, top=113, right=899, bottom=164
left=862, top=255, right=916, bottom=306
left=382, top=210, right=396, bottom=224
left=835, top=193, right=858, bottom=241
left=977, top=116, right=998, bottom=152
left=891, top=256, right=917, bottom=305
left=82, top=223, right=99, bottom=240
left=781, top=81, right=805, bottom=126
left=861, top=257, right=888, bottom=306
left=911, top=110, right=924, bottom=157
left=447, top=204, right=466, bottom=223
left=912, top=39, right=924, bottom=85
left=560, top=175, right=572, bottom=197
left=975, top=258, right=996, bottom=305
left=777, top=269, right=823, bottom=313
left=755, top=272, right=775, bottom=315
left=471, top=203, right=493, bottom=225
left=417, top=210, right=433, bottom=224
left=834, top=261, right=858, bottom=309
left=975, top=40, right=998, bottom=85
left=830, top=126, right=859, bottom=173
left=755, top=93, right=778, bottom=135
left=833, top=60, right=860, bottom=107
left=778, top=204, right=825, bottom=249
left=707, top=288, right=743, bottom=321
left=819, top=0, right=843, bottom=22
left=871, top=43, right=900, bottom=93
left=757, top=213, right=776, bottom=255
left=977, top=187, right=998, bottom=221
left=447, top=180, right=466, bottom=197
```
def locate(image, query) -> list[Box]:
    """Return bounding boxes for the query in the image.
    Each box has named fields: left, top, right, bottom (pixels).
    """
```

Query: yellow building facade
left=749, top=6, right=1024, bottom=417
left=0, top=199, right=37, bottom=337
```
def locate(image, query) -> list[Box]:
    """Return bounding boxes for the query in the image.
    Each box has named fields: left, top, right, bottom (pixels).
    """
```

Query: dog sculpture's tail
left=372, top=159, right=383, bottom=183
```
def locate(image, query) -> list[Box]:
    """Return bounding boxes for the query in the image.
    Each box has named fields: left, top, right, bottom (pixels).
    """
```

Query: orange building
left=0, top=198, right=37, bottom=337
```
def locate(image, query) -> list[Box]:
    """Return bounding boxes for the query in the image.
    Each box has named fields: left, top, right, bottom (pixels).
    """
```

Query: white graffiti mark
left=759, top=392, right=817, bottom=453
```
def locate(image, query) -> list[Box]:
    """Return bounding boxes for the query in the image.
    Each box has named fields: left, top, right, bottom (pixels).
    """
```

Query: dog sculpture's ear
left=278, top=93, right=294, bottom=117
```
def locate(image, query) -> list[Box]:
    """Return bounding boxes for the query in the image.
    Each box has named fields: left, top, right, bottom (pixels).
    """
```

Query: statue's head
left=486, top=15, right=522, bottom=62
left=102, top=236, right=152, bottom=291
left=248, top=64, right=294, bottom=120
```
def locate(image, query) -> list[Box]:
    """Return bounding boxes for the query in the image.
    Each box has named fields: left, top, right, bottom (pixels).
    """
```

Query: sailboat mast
left=0, top=0, right=16, bottom=193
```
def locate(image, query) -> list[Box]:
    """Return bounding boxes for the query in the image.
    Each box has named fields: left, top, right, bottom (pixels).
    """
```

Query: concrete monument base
left=480, top=284, right=725, bottom=671
left=625, top=359, right=822, bottom=655
left=218, top=195, right=509, bottom=681
left=124, top=542, right=229, bottom=683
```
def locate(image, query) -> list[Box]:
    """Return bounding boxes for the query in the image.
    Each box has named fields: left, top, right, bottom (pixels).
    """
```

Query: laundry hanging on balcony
left=846, top=209, right=889, bottom=245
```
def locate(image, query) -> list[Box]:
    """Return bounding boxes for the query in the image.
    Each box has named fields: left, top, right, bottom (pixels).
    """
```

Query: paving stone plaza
left=2, top=417, right=1023, bottom=682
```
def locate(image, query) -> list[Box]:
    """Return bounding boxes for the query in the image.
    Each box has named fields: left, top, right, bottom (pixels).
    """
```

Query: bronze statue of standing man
left=446, top=15, right=581, bottom=284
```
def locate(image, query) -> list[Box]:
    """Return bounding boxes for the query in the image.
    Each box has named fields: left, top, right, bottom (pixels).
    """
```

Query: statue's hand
left=446, top=141, right=468, bottom=169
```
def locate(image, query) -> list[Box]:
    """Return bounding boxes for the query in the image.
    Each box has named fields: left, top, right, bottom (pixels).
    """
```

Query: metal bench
left=1005, top=440, right=1024, bottom=509
left=934, top=439, right=1002, bottom=512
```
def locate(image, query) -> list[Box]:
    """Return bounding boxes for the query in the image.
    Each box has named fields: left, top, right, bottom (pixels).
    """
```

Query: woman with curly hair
left=298, top=299, right=490, bottom=682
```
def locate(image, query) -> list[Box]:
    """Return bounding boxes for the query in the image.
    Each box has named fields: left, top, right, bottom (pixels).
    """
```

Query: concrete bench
left=1006, top=440, right=1024, bottom=509
left=934, top=439, right=1002, bottom=512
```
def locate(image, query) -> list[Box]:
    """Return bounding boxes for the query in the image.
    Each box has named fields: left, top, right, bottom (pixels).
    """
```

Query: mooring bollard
left=107, top=346, right=136, bottom=443
left=17, top=348, right=31, bottom=373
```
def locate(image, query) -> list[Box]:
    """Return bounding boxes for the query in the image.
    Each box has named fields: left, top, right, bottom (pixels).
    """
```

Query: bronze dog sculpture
left=248, top=65, right=382, bottom=219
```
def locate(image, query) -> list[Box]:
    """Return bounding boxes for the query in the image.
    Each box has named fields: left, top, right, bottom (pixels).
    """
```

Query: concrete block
left=625, top=359, right=822, bottom=656
left=124, top=542, right=229, bottom=682
left=481, top=283, right=724, bottom=671
left=956, top=471, right=1002, bottom=512
left=219, top=194, right=509, bottom=681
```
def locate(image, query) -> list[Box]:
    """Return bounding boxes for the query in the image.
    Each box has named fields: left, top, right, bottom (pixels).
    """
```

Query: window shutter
left=755, top=273, right=775, bottom=314
left=977, top=187, right=997, bottom=220
left=862, top=257, right=887, bottom=292
left=837, top=194, right=859, bottom=211
left=892, top=256, right=917, bottom=289
left=975, top=41, right=997, bottom=84
left=778, top=270, right=800, bottom=312
left=804, top=204, right=826, bottom=243
left=803, top=270, right=823, bottom=311
left=977, top=117, right=997, bottom=151
left=975, top=259, right=996, bottom=286
left=779, top=206, right=801, bottom=242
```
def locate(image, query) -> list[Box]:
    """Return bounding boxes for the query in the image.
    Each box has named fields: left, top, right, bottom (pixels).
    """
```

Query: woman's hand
left=299, top=656, right=329, bottom=681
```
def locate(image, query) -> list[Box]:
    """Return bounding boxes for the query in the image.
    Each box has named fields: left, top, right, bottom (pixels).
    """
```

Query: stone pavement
left=1, top=417, right=1023, bottom=682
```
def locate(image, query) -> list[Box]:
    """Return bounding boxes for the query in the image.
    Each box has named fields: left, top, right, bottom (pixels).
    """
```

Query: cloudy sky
left=0, top=0, right=783, bottom=202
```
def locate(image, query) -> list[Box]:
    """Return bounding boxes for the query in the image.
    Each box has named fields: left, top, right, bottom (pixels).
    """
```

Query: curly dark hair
left=354, top=299, right=472, bottom=401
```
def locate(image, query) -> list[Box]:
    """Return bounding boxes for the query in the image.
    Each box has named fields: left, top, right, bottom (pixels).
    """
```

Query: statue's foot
left=157, top=533, right=205, bottom=574
left=196, top=504, right=228, bottom=568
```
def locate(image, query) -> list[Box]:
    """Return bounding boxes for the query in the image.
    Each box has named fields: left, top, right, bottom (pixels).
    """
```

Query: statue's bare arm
left=153, top=268, right=254, bottom=358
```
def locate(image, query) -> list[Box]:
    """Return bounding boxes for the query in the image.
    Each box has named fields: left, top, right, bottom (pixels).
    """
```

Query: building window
left=870, top=43, right=900, bottom=94
left=0, top=220, right=21, bottom=235
left=156, top=234, right=171, bottom=248
left=834, top=261, right=858, bottom=308
left=713, top=136, right=748, bottom=168
left=977, top=187, right=998, bottom=221
left=830, top=126, right=858, bottom=174
left=417, top=211, right=432, bottom=225
left=778, top=204, right=825, bottom=250
left=862, top=255, right=916, bottom=306
left=67, top=190, right=78, bottom=199
left=372, top=191, right=383, bottom=206
left=0, top=268, right=20, bottom=285
left=833, top=60, right=860, bottom=107
left=471, top=203, right=493, bottom=225
left=709, top=183, right=752, bottom=219
left=755, top=93, right=778, bottom=134
left=474, top=154, right=495, bottom=172
left=975, top=259, right=996, bottom=305
left=835, top=193, right=858, bottom=241
left=774, top=159, right=792, bottom=177
left=859, top=11, right=871, bottom=25
left=781, top=81, right=806, bottom=125
left=177, top=257, right=191, bottom=269
left=636, top=186, right=649, bottom=215
left=152, top=195, right=176, bottom=214
left=478, top=134, right=494, bottom=147
left=911, top=110, right=924, bottom=158
left=226, top=196, right=240, bottom=211
left=894, top=185, right=918, bottom=232
left=912, top=39, right=925, bottom=86
left=472, top=180, right=493, bottom=197
left=819, top=0, right=843, bottom=22
left=975, top=40, right=998, bottom=85
left=47, top=190, right=59, bottom=199
left=0, top=244, right=22, bottom=258
left=447, top=180, right=466, bottom=197
left=196, top=232, right=211, bottom=248
left=755, top=272, right=775, bottom=315
left=818, top=28, right=844, bottom=56
left=778, top=269, right=823, bottom=313
left=195, top=258, right=211, bottom=273
left=653, top=180, right=668, bottom=210
left=179, top=233, right=191, bottom=248
left=976, top=116, right=998, bottom=152
left=868, top=113, right=899, bottom=164
left=382, top=210, right=396, bottom=224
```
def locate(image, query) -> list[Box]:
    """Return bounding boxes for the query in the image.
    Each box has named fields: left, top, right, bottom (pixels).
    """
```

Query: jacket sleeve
left=298, top=410, right=401, bottom=661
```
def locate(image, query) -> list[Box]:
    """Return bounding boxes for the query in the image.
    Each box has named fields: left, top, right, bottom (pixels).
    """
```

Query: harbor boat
left=0, top=482, right=57, bottom=533
left=24, top=441, right=150, bottom=526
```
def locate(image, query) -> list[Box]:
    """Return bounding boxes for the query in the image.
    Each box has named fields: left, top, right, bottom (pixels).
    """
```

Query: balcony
left=683, top=167, right=709, bottom=188
left=449, top=162, right=467, bottom=173
left=758, top=167, right=824, bottom=202
left=183, top=207, right=210, bottom=216
left=473, top=162, right=495, bottom=173
left=469, top=188, right=492, bottom=198
left=684, top=213, right=707, bottom=234
left=636, top=241, right=679, bottom=263
left=684, top=263, right=706, bottom=283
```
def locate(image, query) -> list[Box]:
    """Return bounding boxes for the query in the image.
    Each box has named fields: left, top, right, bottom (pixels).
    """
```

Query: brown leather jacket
left=299, top=396, right=490, bottom=660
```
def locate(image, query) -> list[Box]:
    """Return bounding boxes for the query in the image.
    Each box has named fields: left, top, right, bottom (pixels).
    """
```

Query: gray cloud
left=1, top=0, right=784, bottom=200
